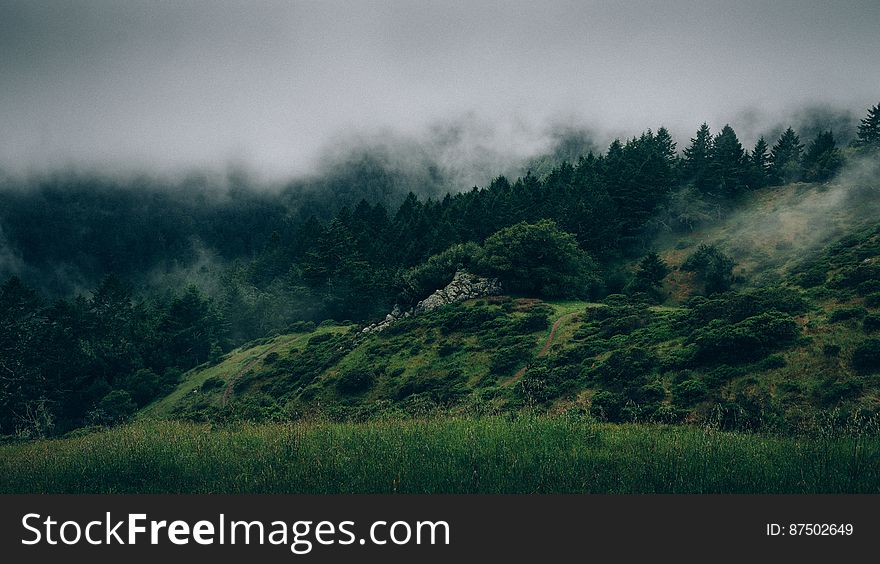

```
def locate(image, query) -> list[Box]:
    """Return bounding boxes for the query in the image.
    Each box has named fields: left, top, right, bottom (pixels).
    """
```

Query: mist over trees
left=1, top=102, right=878, bottom=436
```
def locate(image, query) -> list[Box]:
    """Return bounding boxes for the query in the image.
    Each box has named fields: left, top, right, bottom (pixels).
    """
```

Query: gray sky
left=1, top=0, right=878, bottom=180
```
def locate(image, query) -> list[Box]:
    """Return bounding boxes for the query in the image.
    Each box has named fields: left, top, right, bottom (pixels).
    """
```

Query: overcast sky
left=1, top=0, right=878, bottom=179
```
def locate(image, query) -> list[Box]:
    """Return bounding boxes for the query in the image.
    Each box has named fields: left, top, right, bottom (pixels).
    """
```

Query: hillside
left=143, top=182, right=880, bottom=433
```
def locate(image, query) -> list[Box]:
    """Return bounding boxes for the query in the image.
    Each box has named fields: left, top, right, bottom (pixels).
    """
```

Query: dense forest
left=2, top=103, right=879, bottom=436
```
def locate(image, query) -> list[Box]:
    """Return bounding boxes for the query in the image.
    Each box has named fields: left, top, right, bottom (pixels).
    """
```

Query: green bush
left=681, top=244, right=735, bottom=294
left=201, top=376, right=225, bottom=391
left=672, top=379, right=707, bottom=406
left=336, top=368, right=376, bottom=395
left=516, top=363, right=579, bottom=405
left=308, top=332, right=333, bottom=345
left=588, top=348, right=656, bottom=391
left=395, top=369, right=466, bottom=404
left=89, top=390, right=137, bottom=426
left=686, top=287, right=808, bottom=327
left=438, top=304, right=500, bottom=335
left=514, top=310, right=552, bottom=333
left=823, top=344, right=841, bottom=357
left=287, top=320, right=317, bottom=333
left=793, top=267, right=826, bottom=288
left=857, top=281, right=880, bottom=296
left=829, top=307, right=867, bottom=323
left=851, top=339, right=880, bottom=374
left=589, top=391, right=625, bottom=422
left=865, top=292, right=880, bottom=308
left=756, top=354, right=787, bottom=371
left=864, top=314, right=880, bottom=333
left=120, top=368, right=162, bottom=407
left=691, top=311, right=799, bottom=365
left=490, top=340, right=534, bottom=375
left=263, top=351, right=280, bottom=364
left=813, top=376, right=864, bottom=407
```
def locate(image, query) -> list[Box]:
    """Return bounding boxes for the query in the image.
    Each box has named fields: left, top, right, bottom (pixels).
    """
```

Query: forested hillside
left=2, top=103, right=880, bottom=437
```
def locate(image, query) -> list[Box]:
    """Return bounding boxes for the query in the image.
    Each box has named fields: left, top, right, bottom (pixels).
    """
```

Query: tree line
left=1, top=103, right=878, bottom=436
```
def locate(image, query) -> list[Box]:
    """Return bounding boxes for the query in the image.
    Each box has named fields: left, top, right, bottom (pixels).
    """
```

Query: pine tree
left=856, top=102, right=880, bottom=149
left=655, top=126, right=678, bottom=168
left=683, top=123, right=714, bottom=193
left=626, top=251, right=670, bottom=300
left=802, top=130, right=843, bottom=182
left=768, top=128, right=804, bottom=185
left=748, top=136, right=770, bottom=189
left=710, top=125, right=747, bottom=197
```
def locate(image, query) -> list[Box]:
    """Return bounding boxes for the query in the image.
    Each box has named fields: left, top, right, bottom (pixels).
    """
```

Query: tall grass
left=2, top=417, right=878, bottom=493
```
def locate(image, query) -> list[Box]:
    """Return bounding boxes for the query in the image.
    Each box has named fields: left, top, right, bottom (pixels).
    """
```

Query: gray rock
left=361, top=270, right=501, bottom=334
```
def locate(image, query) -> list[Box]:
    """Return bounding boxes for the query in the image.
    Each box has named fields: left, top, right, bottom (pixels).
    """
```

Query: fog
left=2, top=1, right=878, bottom=182
left=689, top=154, right=880, bottom=284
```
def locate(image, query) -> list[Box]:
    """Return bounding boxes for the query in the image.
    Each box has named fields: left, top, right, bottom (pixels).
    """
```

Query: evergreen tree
left=802, top=130, right=843, bottom=182
left=855, top=102, right=880, bottom=149
left=655, top=127, right=678, bottom=168
left=626, top=251, right=670, bottom=300
left=683, top=123, right=714, bottom=193
left=159, top=286, right=228, bottom=370
left=768, top=128, right=804, bottom=185
left=747, top=137, right=770, bottom=189
left=710, top=125, right=747, bottom=197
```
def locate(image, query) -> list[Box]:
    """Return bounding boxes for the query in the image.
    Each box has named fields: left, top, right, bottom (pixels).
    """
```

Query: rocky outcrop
left=362, top=271, right=501, bottom=334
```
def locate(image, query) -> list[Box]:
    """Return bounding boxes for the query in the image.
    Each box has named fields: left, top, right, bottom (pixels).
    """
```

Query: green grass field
left=2, top=417, right=878, bottom=494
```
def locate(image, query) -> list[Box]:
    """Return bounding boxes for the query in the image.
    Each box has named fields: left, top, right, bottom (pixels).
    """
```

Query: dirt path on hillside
left=222, top=341, right=283, bottom=405
left=510, top=312, right=578, bottom=381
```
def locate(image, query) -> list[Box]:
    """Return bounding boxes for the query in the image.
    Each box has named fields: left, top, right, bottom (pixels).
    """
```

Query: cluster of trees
left=680, top=123, right=845, bottom=197
left=0, top=276, right=226, bottom=436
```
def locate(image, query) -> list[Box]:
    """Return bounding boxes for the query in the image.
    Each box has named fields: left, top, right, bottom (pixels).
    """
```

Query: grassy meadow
left=2, top=416, right=879, bottom=494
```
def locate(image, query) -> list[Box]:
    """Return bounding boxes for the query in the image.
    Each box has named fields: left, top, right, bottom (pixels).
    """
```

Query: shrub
left=438, top=305, right=499, bottom=335
left=336, top=368, right=376, bottom=395
left=822, top=344, right=841, bottom=357
left=589, top=348, right=656, bottom=391
left=703, top=365, right=746, bottom=388
left=201, top=376, right=225, bottom=391
left=691, top=311, right=799, bottom=365
left=516, top=365, right=566, bottom=405
left=686, top=287, right=808, bottom=327
left=793, top=267, right=826, bottom=288
left=515, top=310, right=552, bottom=333
left=223, top=393, right=285, bottom=422
left=120, top=368, right=162, bottom=407
left=681, top=244, right=735, bottom=294
left=864, top=314, right=880, bottom=333
left=395, top=369, right=466, bottom=404
left=829, top=307, right=867, bottom=323
left=865, top=292, right=880, bottom=308
left=308, top=332, right=333, bottom=345
left=814, top=376, right=864, bottom=407
left=490, top=341, right=534, bottom=375
left=263, top=352, right=280, bottom=364
left=672, top=379, right=707, bottom=406
left=857, top=281, right=880, bottom=296
left=756, top=354, right=787, bottom=370
left=90, top=390, right=137, bottom=426
left=589, top=391, right=625, bottom=422
left=851, top=339, right=880, bottom=374
left=287, top=320, right=316, bottom=333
